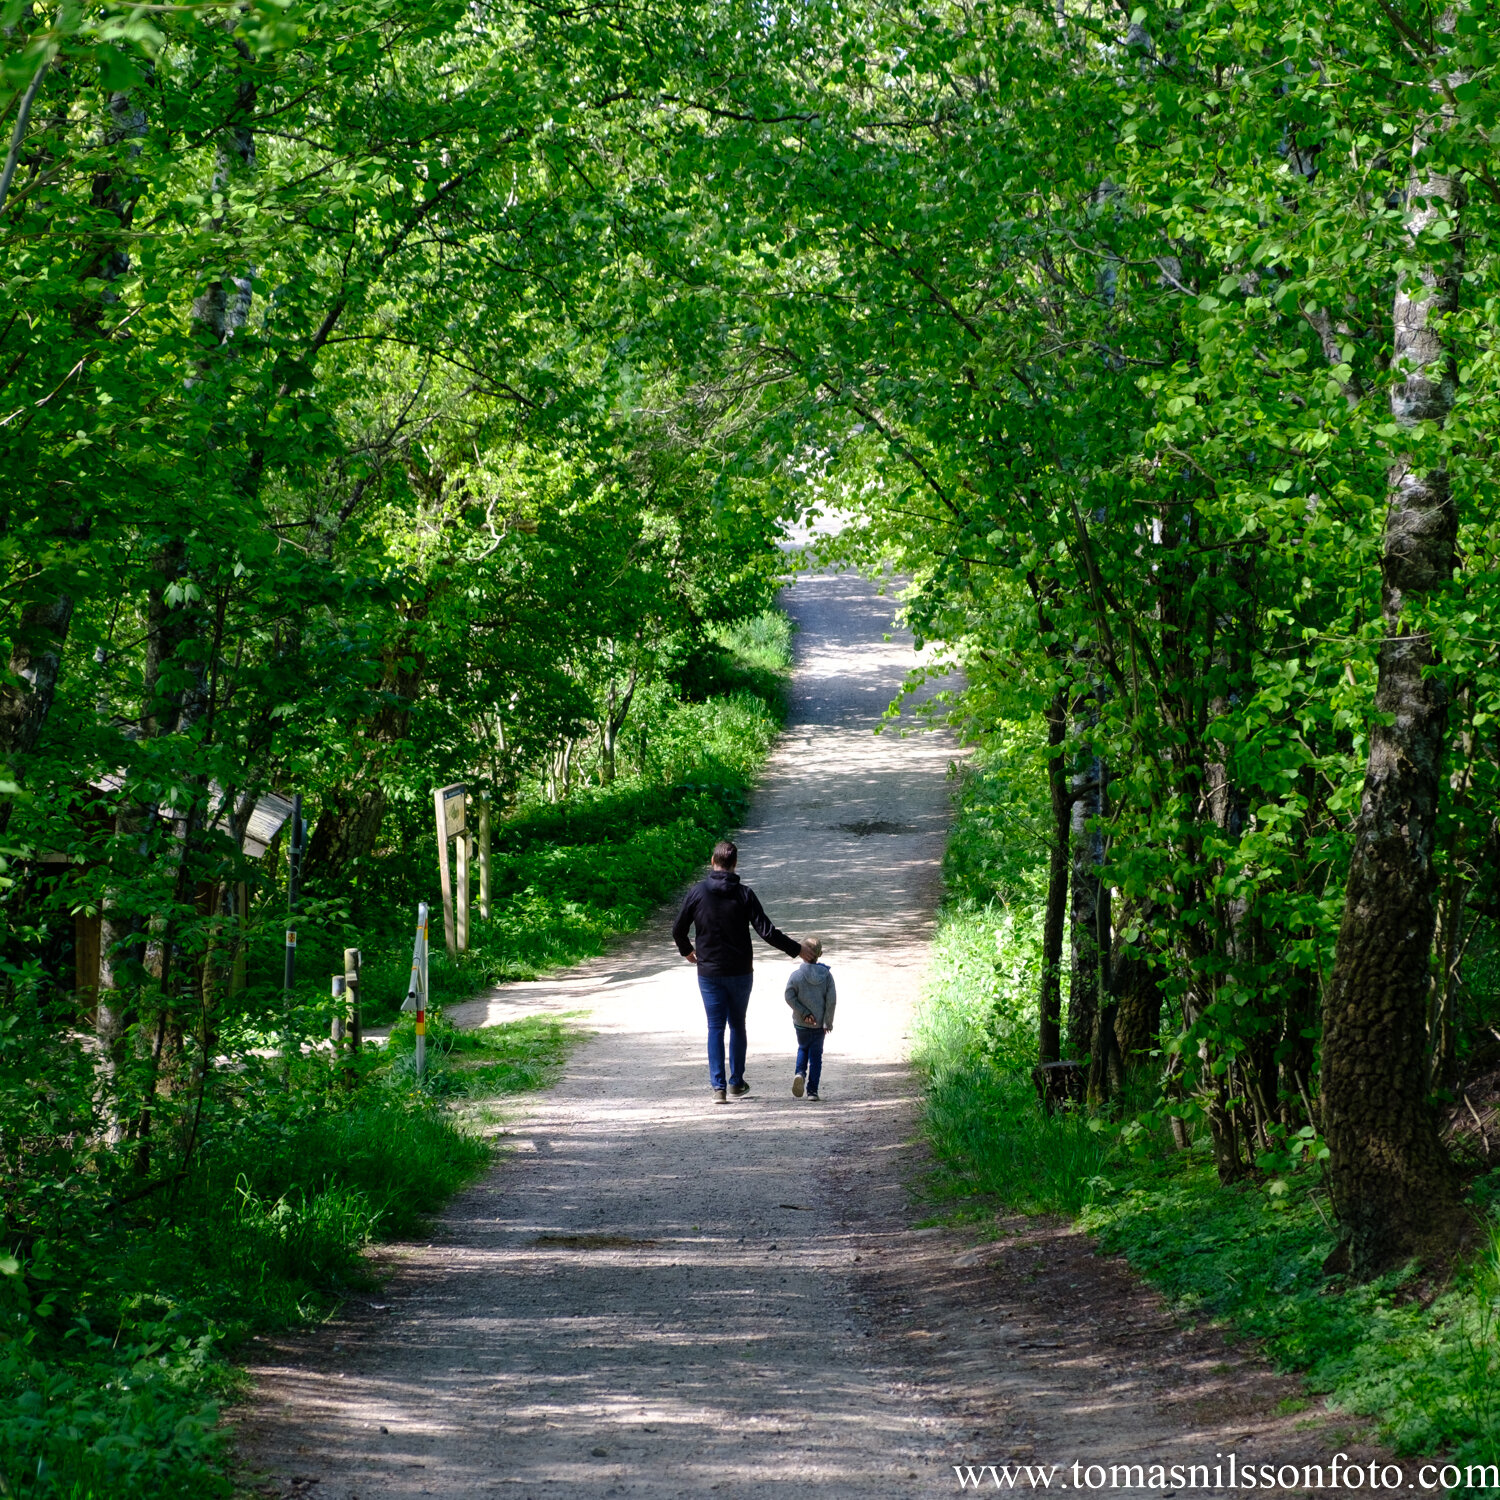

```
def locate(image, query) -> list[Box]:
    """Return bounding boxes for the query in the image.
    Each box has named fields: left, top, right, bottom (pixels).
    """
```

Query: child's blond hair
left=800, top=936, right=823, bottom=961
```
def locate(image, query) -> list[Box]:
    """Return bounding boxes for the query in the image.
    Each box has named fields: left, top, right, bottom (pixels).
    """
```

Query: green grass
left=915, top=900, right=1120, bottom=1215
left=1079, top=1163, right=1500, bottom=1468
left=915, top=747, right=1500, bottom=1483
left=384, top=1012, right=578, bottom=1098
left=0, top=1016, right=583, bottom=1500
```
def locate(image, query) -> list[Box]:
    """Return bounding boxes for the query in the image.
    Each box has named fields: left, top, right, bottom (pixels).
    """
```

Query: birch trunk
left=1320, top=93, right=1466, bottom=1275
left=98, top=65, right=257, bottom=1156
left=0, top=87, right=147, bottom=810
left=1066, top=739, right=1105, bottom=1063
left=1037, top=688, right=1069, bottom=1066
left=0, top=591, right=73, bottom=763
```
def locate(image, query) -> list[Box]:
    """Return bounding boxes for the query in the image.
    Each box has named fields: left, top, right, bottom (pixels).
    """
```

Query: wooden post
left=231, top=882, right=248, bottom=994
left=478, top=793, right=491, bottom=921
left=456, top=825, right=469, bottom=952
left=433, top=784, right=466, bottom=957
left=283, top=794, right=303, bottom=1079
left=284, top=793, right=303, bottom=993
left=345, top=947, right=361, bottom=1060
left=401, top=903, right=430, bottom=1080
left=434, top=786, right=456, bottom=956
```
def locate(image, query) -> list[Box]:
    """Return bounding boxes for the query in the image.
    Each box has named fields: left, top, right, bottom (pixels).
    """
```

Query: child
left=784, top=936, right=836, bottom=1100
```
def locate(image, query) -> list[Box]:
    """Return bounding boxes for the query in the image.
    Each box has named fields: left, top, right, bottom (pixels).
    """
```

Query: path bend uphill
left=237, top=571, right=1363, bottom=1499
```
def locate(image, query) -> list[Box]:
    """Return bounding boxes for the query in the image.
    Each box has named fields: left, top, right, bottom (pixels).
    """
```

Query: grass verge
left=1, top=1016, right=582, bottom=1500
left=915, top=748, right=1500, bottom=1481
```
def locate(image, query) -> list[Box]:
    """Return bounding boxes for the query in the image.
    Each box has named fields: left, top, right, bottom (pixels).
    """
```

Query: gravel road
left=236, top=571, right=1382, bottom=1499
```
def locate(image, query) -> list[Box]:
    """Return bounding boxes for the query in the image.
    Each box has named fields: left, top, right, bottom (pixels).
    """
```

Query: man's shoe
left=729, top=1082, right=751, bottom=1098
left=806, top=1089, right=820, bottom=1101
left=714, top=1088, right=727, bottom=1103
left=792, top=1073, right=805, bottom=1098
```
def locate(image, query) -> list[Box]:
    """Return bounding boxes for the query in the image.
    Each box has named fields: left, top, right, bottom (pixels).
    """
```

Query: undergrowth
left=3, top=614, right=788, bottom=1499
left=0, top=1013, right=580, bottom=1500
left=384, top=1012, right=576, bottom=1098
left=271, top=614, right=793, bottom=1026
left=916, top=742, right=1500, bottom=1482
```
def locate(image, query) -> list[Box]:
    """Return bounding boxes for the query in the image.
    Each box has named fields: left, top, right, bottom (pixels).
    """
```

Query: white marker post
left=432, top=784, right=467, bottom=955
left=400, top=901, right=431, bottom=1080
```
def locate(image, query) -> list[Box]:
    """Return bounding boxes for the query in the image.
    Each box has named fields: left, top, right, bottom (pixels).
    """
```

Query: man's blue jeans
left=698, top=972, right=754, bottom=1091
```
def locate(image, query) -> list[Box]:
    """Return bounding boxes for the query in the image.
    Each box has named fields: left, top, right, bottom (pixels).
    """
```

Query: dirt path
left=237, top=572, right=1379, bottom=1499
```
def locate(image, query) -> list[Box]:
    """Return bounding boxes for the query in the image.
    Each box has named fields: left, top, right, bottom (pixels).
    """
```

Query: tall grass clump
left=913, top=732, right=1118, bottom=1215
left=915, top=899, right=1118, bottom=1215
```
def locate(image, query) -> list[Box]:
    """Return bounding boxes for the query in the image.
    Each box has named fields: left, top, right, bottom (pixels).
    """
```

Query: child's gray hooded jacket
left=785, top=960, right=836, bottom=1029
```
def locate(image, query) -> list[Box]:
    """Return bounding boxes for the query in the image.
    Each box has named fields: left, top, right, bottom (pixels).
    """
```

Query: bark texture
left=301, top=649, right=423, bottom=887
left=1320, top=126, right=1466, bottom=1276
left=1066, top=744, right=1105, bottom=1064
left=0, top=88, right=146, bottom=791
left=598, top=664, right=639, bottom=785
left=0, top=591, right=74, bottom=761
left=1111, top=899, right=1161, bottom=1068
left=1037, top=689, right=1069, bottom=1066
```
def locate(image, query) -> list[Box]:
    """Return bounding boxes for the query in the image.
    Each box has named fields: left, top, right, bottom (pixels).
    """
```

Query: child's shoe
left=792, top=1073, right=805, bottom=1097
left=806, top=1089, right=820, bottom=1101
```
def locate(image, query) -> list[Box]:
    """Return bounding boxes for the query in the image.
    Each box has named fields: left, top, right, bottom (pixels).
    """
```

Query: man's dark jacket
left=672, top=868, right=800, bottom=976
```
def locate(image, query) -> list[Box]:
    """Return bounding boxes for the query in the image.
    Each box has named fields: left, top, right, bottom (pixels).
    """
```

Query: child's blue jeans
left=794, top=1025, right=825, bottom=1092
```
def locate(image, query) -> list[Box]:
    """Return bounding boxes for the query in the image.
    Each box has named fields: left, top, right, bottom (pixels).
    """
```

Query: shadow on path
left=236, top=572, right=1381, bottom=1499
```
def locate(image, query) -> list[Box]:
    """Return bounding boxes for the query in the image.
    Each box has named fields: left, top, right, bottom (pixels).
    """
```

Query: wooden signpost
left=331, top=947, right=362, bottom=1085
left=433, top=783, right=467, bottom=956
left=433, top=782, right=492, bottom=957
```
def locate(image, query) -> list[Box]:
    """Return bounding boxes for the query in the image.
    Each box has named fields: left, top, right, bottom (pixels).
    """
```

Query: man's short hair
left=711, top=840, right=738, bottom=869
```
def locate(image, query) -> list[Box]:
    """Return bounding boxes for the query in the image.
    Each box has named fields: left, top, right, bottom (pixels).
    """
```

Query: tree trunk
left=599, top=663, right=639, bottom=786
left=95, top=69, right=254, bottom=1114
left=1320, top=113, right=1466, bottom=1277
left=301, top=646, right=422, bottom=888
left=1067, top=741, right=1105, bottom=1063
left=1277, top=964, right=1318, bottom=1127
left=0, top=88, right=148, bottom=811
left=1037, top=688, right=1069, bottom=1066
left=97, top=801, right=152, bottom=1144
left=302, top=784, right=387, bottom=883
left=0, top=590, right=74, bottom=783
left=1110, top=899, right=1160, bottom=1069
left=1087, top=854, right=1118, bottom=1104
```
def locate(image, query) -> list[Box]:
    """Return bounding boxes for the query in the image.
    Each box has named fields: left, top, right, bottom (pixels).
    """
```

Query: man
left=672, top=839, right=801, bottom=1103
